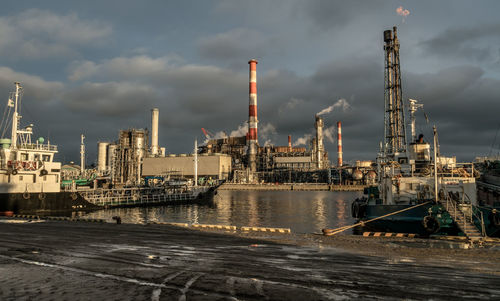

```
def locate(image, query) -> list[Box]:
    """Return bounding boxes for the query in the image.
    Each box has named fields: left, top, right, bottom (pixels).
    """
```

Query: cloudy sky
left=1, top=0, right=499, bottom=164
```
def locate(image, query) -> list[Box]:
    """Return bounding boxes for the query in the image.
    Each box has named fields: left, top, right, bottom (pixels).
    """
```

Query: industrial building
left=90, top=58, right=374, bottom=186
left=142, top=154, right=232, bottom=181
left=96, top=108, right=229, bottom=187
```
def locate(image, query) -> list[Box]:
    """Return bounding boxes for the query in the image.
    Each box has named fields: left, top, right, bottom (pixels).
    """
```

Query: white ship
left=0, top=82, right=95, bottom=213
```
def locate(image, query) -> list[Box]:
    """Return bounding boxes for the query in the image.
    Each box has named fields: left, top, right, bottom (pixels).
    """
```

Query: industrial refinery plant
left=70, top=59, right=378, bottom=188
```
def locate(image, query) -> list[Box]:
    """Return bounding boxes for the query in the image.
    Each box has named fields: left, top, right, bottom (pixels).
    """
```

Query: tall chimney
left=288, top=135, right=292, bottom=152
left=151, top=108, right=159, bottom=156
left=337, top=121, right=343, bottom=167
left=315, top=115, right=324, bottom=169
left=247, top=59, right=258, bottom=172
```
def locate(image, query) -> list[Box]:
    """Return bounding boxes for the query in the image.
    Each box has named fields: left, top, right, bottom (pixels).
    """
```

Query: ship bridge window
left=34, top=154, right=40, bottom=161
left=21, top=153, right=29, bottom=161
left=42, top=155, right=50, bottom=162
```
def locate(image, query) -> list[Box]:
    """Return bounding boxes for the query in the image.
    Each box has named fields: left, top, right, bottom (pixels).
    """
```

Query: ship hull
left=101, top=186, right=217, bottom=208
left=356, top=203, right=500, bottom=237
left=0, top=191, right=98, bottom=214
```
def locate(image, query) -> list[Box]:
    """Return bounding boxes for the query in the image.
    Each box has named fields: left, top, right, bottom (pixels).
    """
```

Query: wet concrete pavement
left=0, top=219, right=499, bottom=300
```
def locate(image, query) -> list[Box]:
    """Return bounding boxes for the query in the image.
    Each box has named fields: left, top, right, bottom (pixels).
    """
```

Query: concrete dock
left=219, top=183, right=366, bottom=191
left=0, top=218, right=499, bottom=300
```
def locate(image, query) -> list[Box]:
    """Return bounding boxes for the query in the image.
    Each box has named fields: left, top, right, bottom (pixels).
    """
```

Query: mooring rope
left=322, top=201, right=433, bottom=236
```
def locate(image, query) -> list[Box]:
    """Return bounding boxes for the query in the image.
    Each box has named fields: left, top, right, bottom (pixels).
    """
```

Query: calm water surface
left=81, top=190, right=362, bottom=234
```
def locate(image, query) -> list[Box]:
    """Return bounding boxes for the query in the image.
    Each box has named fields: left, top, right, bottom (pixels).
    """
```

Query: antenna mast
left=10, top=82, right=22, bottom=149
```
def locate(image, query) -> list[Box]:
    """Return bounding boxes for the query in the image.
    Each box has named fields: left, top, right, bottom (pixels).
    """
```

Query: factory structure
left=95, top=109, right=231, bottom=187
left=91, top=59, right=376, bottom=186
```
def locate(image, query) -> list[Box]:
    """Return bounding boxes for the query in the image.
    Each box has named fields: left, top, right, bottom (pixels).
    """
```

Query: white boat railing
left=18, top=143, right=58, bottom=152
left=78, top=186, right=210, bottom=207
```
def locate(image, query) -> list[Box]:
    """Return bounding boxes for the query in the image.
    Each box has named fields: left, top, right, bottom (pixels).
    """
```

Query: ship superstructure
left=0, top=82, right=95, bottom=213
left=0, top=83, right=60, bottom=194
left=350, top=27, right=498, bottom=240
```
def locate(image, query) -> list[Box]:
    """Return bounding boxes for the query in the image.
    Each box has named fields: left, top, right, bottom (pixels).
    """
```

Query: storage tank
left=107, top=144, right=117, bottom=172
left=352, top=169, right=363, bottom=181
left=97, top=142, right=109, bottom=172
left=365, top=170, right=377, bottom=183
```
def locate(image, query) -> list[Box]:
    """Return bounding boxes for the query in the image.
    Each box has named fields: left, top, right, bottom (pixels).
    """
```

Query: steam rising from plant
left=293, top=134, right=312, bottom=147
left=316, top=98, right=350, bottom=116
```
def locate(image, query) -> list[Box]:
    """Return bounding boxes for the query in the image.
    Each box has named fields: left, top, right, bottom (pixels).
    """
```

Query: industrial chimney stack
left=247, top=59, right=258, bottom=172
left=151, top=108, right=159, bottom=156
left=288, top=135, right=292, bottom=152
left=315, top=115, right=324, bottom=169
left=337, top=121, right=343, bottom=167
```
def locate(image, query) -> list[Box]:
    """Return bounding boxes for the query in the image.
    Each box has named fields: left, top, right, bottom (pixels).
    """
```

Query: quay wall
left=219, top=183, right=366, bottom=191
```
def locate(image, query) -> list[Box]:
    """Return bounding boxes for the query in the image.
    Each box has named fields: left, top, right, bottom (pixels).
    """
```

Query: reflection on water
left=81, top=190, right=362, bottom=234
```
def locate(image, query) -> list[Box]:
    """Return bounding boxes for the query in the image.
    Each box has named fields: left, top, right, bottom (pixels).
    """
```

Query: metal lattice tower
left=383, top=26, right=407, bottom=156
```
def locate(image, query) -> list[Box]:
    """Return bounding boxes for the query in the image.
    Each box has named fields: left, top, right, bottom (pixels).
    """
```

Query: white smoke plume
left=396, top=6, right=410, bottom=23
left=259, top=123, right=277, bottom=141
left=229, top=123, right=248, bottom=137
left=323, top=126, right=336, bottom=143
left=317, top=98, right=350, bottom=116
left=293, top=134, right=312, bottom=147
left=203, top=122, right=277, bottom=145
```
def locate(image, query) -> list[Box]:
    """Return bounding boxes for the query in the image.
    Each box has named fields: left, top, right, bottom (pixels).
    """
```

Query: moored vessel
left=351, top=27, right=499, bottom=239
left=0, top=82, right=96, bottom=214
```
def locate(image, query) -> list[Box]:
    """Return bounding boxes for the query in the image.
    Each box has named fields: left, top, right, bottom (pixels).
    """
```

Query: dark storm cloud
left=420, top=23, right=500, bottom=62
left=299, top=0, right=386, bottom=31
left=62, top=82, right=159, bottom=117
left=197, top=28, right=269, bottom=61
left=404, top=65, right=500, bottom=159
left=0, top=1, right=498, bottom=164
left=0, top=9, right=111, bottom=60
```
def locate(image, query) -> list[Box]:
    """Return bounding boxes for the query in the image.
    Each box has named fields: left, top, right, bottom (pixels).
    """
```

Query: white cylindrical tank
left=160, top=147, right=166, bottom=157
left=97, top=142, right=109, bottom=172
left=107, top=144, right=117, bottom=172
left=135, top=135, right=145, bottom=160
left=355, top=160, right=373, bottom=168
left=151, top=108, right=159, bottom=156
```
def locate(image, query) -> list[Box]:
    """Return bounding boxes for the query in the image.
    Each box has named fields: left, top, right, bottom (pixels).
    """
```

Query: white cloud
left=0, top=66, right=63, bottom=102
left=0, top=9, right=112, bottom=59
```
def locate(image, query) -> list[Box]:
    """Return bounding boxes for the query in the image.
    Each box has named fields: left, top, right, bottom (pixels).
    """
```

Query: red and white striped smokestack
left=248, top=59, right=258, bottom=171
left=288, top=135, right=292, bottom=152
left=337, top=121, right=343, bottom=167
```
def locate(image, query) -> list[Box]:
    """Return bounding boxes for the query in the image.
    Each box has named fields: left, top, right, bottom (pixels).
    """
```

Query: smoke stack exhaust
left=337, top=121, right=343, bottom=167
left=151, top=108, right=159, bottom=156
left=315, top=115, right=324, bottom=169
left=248, top=59, right=258, bottom=171
left=288, top=135, right=292, bottom=152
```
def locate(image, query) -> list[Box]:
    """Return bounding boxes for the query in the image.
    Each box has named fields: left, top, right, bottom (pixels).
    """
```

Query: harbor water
left=79, top=190, right=362, bottom=234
